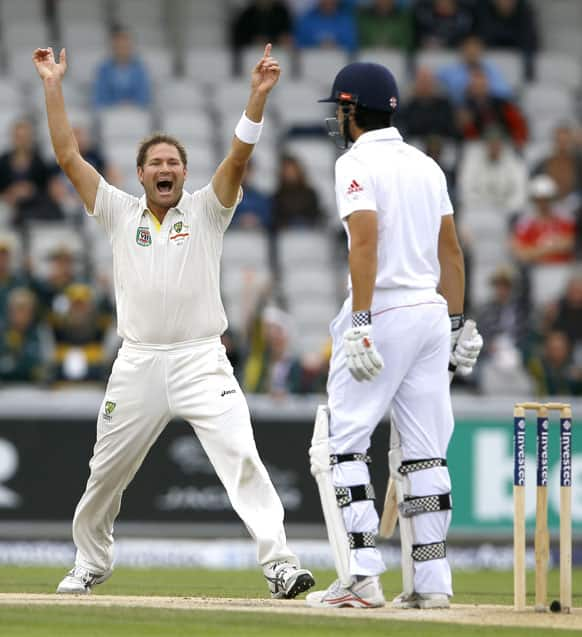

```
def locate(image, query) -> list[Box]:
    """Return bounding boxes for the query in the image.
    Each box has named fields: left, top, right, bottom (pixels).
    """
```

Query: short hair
left=136, top=133, right=188, bottom=168
left=353, top=106, right=392, bottom=132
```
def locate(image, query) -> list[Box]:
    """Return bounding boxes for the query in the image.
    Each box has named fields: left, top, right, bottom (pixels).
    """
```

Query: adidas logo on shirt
left=346, top=179, right=364, bottom=195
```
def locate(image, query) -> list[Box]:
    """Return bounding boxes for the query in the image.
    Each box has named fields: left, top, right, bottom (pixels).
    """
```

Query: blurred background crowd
left=0, top=0, right=581, bottom=399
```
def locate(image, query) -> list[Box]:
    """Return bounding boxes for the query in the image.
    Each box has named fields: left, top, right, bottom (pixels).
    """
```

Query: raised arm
left=212, top=43, right=280, bottom=207
left=33, top=48, right=100, bottom=211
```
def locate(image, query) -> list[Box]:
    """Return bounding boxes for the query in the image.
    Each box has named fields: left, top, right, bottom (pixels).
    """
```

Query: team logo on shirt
left=346, top=179, right=364, bottom=195
left=170, top=221, right=190, bottom=245
left=136, top=227, right=152, bottom=246
left=103, top=400, right=116, bottom=421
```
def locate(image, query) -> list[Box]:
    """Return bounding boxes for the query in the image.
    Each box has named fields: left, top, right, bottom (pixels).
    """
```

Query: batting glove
left=450, top=316, right=483, bottom=377
left=343, top=311, right=384, bottom=382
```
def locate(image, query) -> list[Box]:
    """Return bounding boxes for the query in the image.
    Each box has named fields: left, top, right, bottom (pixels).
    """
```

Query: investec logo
left=515, top=419, right=526, bottom=486
left=538, top=419, right=549, bottom=486
left=561, top=420, right=572, bottom=486
left=475, top=428, right=580, bottom=522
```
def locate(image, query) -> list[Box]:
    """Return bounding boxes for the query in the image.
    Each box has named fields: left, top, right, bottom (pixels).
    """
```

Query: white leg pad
left=388, top=423, right=415, bottom=596
left=309, top=405, right=352, bottom=587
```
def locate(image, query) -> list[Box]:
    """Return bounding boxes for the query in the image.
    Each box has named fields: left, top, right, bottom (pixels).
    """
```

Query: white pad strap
left=309, top=405, right=352, bottom=587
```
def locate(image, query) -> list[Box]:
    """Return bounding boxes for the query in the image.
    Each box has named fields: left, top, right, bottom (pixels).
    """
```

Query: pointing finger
left=263, top=43, right=272, bottom=59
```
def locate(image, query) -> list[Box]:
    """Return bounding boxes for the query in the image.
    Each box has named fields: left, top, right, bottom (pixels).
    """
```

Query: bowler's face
left=138, top=143, right=187, bottom=210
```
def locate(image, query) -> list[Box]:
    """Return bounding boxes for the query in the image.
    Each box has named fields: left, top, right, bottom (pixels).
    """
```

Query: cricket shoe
left=56, top=566, right=112, bottom=594
left=305, top=576, right=385, bottom=608
left=263, top=560, right=315, bottom=599
left=392, top=592, right=450, bottom=609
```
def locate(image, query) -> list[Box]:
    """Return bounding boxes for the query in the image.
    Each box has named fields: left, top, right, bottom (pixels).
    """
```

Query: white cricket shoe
left=263, top=561, right=315, bottom=599
left=305, top=576, right=385, bottom=608
left=392, top=592, right=450, bottom=609
left=56, top=566, right=112, bottom=594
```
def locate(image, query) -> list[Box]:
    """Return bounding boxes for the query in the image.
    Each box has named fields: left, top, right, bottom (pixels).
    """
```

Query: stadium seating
left=0, top=0, right=581, bottom=393
left=356, top=48, right=408, bottom=88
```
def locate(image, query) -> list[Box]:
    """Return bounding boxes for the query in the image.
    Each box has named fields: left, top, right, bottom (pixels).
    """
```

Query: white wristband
left=235, top=111, right=263, bottom=145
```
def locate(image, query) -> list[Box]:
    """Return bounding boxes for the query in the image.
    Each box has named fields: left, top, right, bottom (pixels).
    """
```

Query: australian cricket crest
left=170, top=220, right=190, bottom=245
left=136, top=226, right=152, bottom=247
left=103, top=400, right=116, bottom=421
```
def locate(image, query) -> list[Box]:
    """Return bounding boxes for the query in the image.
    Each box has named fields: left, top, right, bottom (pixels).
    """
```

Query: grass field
left=0, top=566, right=581, bottom=636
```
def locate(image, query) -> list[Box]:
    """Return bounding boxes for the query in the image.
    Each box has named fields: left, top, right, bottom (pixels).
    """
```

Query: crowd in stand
left=1, top=0, right=581, bottom=399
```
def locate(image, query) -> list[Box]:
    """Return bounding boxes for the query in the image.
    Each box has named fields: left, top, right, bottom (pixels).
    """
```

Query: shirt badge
left=346, top=179, right=364, bottom=195
left=136, top=227, right=152, bottom=247
left=170, top=220, right=190, bottom=245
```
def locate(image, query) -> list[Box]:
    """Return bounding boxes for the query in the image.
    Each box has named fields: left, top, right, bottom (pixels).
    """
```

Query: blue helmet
left=318, top=62, right=399, bottom=113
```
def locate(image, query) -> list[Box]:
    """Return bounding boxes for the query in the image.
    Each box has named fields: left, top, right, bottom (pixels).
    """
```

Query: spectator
left=423, top=135, right=457, bottom=201
left=242, top=305, right=304, bottom=396
left=0, top=287, right=50, bottom=383
left=93, top=26, right=151, bottom=109
left=476, top=0, right=538, bottom=77
left=51, top=284, right=114, bottom=382
left=396, top=67, right=457, bottom=140
left=31, top=246, right=82, bottom=322
left=230, top=162, right=272, bottom=230
left=0, top=119, right=61, bottom=226
left=356, top=0, right=414, bottom=51
left=458, top=125, right=528, bottom=215
left=272, top=155, right=323, bottom=230
left=477, top=264, right=530, bottom=360
left=231, top=1, right=293, bottom=50
left=544, top=272, right=582, bottom=361
left=413, top=0, right=475, bottom=49
left=294, top=0, right=357, bottom=52
left=437, top=34, right=512, bottom=105
left=458, top=68, right=527, bottom=148
left=527, top=331, right=582, bottom=397
left=0, top=234, right=26, bottom=320
left=476, top=265, right=533, bottom=394
left=534, top=124, right=582, bottom=203
left=511, top=175, right=575, bottom=265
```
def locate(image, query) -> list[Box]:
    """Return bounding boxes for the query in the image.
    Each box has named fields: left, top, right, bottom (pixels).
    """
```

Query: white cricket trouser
left=72, top=336, right=297, bottom=574
left=327, top=288, right=454, bottom=596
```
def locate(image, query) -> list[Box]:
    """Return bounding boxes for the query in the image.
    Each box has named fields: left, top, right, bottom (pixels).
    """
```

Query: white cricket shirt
left=335, top=127, right=454, bottom=291
left=87, top=178, right=241, bottom=344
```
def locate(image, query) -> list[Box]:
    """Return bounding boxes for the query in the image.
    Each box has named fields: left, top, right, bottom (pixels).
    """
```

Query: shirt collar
left=139, top=191, right=188, bottom=217
left=351, top=126, right=402, bottom=150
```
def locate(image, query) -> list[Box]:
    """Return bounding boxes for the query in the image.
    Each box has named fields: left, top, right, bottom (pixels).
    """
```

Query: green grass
left=0, top=567, right=581, bottom=636
left=0, top=606, right=580, bottom=637
left=1, top=566, right=581, bottom=606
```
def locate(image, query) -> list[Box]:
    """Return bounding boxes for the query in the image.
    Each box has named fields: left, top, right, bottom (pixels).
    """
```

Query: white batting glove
left=450, top=317, right=483, bottom=377
left=343, top=313, right=384, bottom=382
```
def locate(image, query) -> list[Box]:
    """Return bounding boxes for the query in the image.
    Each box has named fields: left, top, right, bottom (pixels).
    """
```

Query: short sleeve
left=439, top=168, right=454, bottom=217
left=335, top=155, right=377, bottom=221
left=85, top=178, right=137, bottom=239
left=194, top=182, right=243, bottom=233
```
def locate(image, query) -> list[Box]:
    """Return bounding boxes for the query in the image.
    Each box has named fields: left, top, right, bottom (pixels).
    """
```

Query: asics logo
left=221, top=389, right=236, bottom=397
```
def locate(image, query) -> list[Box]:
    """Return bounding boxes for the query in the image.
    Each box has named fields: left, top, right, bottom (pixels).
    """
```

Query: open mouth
left=156, top=180, right=173, bottom=194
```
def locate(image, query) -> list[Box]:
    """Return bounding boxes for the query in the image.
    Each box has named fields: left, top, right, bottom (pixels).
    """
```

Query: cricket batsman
left=306, top=62, right=483, bottom=608
left=33, top=43, right=315, bottom=599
